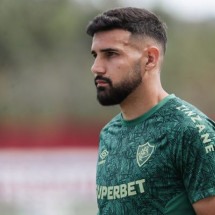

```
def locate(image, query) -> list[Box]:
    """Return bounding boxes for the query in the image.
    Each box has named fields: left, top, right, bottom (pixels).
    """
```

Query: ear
left=145, top=46, right=160, bottom=70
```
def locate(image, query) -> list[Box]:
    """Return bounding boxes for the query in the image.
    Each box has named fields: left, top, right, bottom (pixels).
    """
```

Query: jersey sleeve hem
left=191, top=188, right=215, bottom=203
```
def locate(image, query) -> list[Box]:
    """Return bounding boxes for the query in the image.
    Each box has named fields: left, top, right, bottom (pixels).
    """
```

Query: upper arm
left=193, top=196, right=215, bottom=215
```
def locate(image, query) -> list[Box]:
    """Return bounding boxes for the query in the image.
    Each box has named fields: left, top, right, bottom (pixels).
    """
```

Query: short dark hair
left=86, top=7, right=167, bottom=53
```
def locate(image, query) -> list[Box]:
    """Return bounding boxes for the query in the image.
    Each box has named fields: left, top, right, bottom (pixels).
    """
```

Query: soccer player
left=86, top=7, right=215, bottom=215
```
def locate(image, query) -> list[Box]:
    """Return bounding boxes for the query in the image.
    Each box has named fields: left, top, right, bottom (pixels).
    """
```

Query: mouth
left=95, top=80, right=109, bottom=87
left=94, top=76, right=111, bottom=88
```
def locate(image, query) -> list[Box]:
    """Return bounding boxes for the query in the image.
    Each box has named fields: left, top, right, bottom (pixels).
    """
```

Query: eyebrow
left=91, top=48, right=119, bottom=55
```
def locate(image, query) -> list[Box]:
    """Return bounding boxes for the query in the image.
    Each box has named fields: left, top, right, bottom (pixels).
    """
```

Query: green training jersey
left=96, top=94, right=215, bottom=215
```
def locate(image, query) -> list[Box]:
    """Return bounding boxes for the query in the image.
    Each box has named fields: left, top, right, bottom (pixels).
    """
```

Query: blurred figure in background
left=86, top=7, right=215, bottom=215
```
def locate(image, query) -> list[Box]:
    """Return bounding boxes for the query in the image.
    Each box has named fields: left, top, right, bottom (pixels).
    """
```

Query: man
left=86, top=7, right=215, bottom=215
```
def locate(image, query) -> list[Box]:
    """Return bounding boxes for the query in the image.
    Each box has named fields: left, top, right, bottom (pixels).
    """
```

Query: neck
left=120, top=85, right=168, bottom=121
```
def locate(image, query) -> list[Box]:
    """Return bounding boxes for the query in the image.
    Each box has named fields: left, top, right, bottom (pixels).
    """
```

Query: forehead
left=91, top=29, right=132, bottom=51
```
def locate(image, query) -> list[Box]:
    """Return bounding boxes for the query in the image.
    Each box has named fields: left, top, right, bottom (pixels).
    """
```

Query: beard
left=95, top=62, right=142, bottom=106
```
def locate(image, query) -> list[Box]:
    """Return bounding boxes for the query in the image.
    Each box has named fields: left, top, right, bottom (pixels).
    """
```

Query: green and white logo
left=136, top=142, right=154, bottom=167
left=100, top=149, right=109, bottom=160
left=98, top=149, right=109, bottom=165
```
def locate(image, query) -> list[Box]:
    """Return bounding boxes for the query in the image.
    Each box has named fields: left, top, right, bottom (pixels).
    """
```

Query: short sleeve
left=176, top=121, right=215, bottom=203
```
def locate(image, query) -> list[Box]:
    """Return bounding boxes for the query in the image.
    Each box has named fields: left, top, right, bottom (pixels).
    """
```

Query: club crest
left=136, top=142, right=155, bottom=167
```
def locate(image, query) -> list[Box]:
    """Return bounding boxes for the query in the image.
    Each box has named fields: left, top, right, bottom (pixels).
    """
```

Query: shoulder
left=174, top=97, right=215, bottom=133
left=165, top=96, right=215, bottom=154
left=163, top=96, right=215, bottom=130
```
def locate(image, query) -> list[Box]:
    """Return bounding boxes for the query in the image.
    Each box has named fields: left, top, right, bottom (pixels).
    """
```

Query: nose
left=91, top=58, right=106, bottom=75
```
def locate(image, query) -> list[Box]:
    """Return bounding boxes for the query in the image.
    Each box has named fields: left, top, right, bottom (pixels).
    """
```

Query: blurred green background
left=0, top=0, right=214, bottom=127
left=0, top=0, right=214, bottom=215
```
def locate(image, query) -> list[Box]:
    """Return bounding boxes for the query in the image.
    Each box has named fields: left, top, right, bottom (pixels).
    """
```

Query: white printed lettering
left=191, top=115, right=202, bottom=123
left=136, top=179, right=145, bottom=193
left=97, top=178, right=146, bottom=200
left=196, top=124, right=205, bottom=133
left=127, top=181, right=136, bottom=196
left=97, top=185, right=102, bottom=199
left=176, top=105, right=187, bottom=111
left=201, top=133, right=212, bottom=144
left=184, top=110, right=196, bottom=117
left=107, top=186, right=114, bottom=200
left=176, top=105, right=214, bottom=154
left=120, top=184, right=127, bottom=198
left=205, top=145, right=215, bottom=153
left=101, top=186, right=107, bottom=199
left=113, top=186, right=120, bottom=199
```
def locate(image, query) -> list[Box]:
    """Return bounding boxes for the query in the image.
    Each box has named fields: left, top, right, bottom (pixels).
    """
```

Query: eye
left=91, top=51, right=97, bottom=58
left=106, top=51, right=118, bottom=58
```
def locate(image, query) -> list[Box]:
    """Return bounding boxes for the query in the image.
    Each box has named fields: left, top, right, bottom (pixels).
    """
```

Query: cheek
left=115, top=60, right=130, bottom=72
left=107, top=59, right=132, bottom=81
left=114, top=68, right=131, bottom=85
left=117, top=65, right=122, bottom=71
